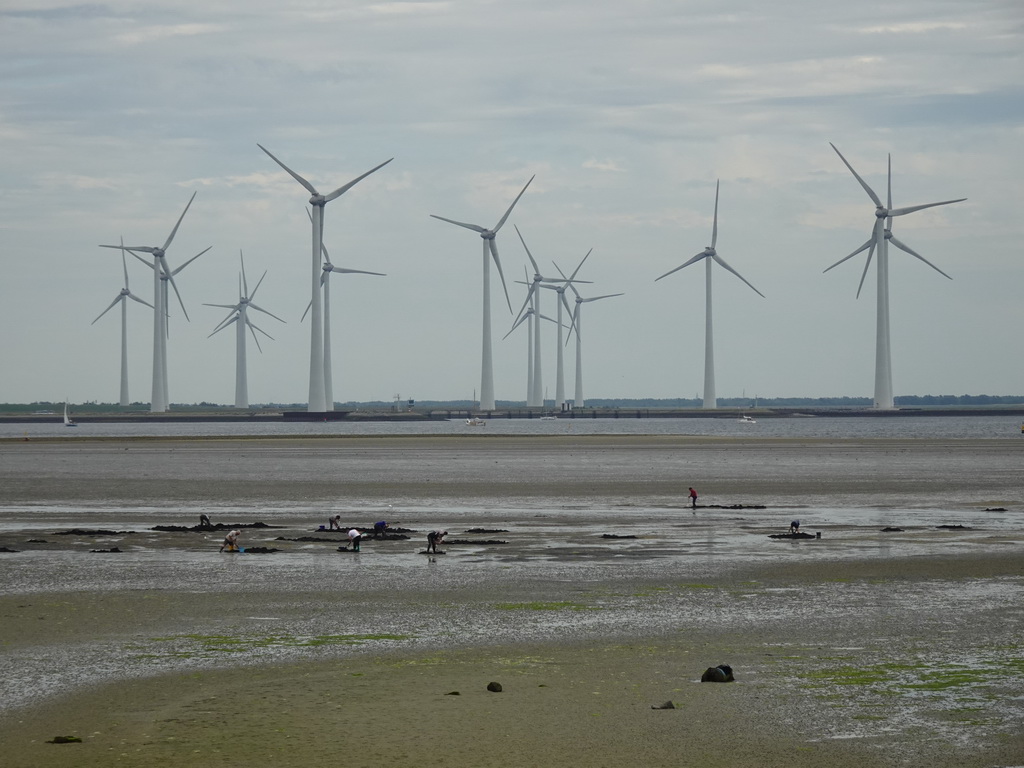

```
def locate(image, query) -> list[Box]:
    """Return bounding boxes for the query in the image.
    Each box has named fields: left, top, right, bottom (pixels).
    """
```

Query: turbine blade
left=711, top=254, right=765, bottom=298
left=249, top=321, right=264, bottom=353
left=514, top=225, right=541, bottom=274
left=711, top=179, right=720, bottom=249
left=162, top=191, right=197, bottom=251
left=567, top=248, right=593, bottom=282
left=239, top=250, right=249, bottom=297
left=322, top=158, right=394, bottom=202
left=92, top=296, right=122, bottom=324
left=248, top=303, right=287, bottom=323
left=830, top=143, right=883, bottom=208
left=492, top=175, right=535, bottom=232
left=250, top=270, right=268, bottom=299
left=329, top=266, right=386, bottom=276
left=120, top=239, right=130, bottom=288
left=888, top=198, right=966, bottom=217
left=513, top=283, right=537, bottom=324
left=855, top=242, right=875, bottom=300
left=104, top=244, right=156, bottom=254
left=489, top=238, right=513, bottom=313
left=655, top=252, right=706, bottom=282
left=823, top=238, right=874, bottom=273
left=887, top=154, right=892, bottom=211
left=167, top=275, right=189, bottom=321
left=502, top=311, right=531, bottom=340
left=257, top=144, right=318, bottom=196
left=300, top=299, right=312, bottom=322
left=127, top=292, right=153, bottom=308
left=888, top=235, right=953, bottom=279
left=581, top=293, right=624, bottom=303
left=171, top=246, right=212, bottom=276
left=429, top=214, right=487, bottom=234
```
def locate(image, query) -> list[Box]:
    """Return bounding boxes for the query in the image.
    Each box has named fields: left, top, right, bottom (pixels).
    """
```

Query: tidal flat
left=0, top=434, right=1022, bottom=767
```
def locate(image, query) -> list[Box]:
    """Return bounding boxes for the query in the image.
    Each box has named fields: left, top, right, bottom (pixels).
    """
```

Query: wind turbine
left=300, top=229, right=386, bottom=411
left=91, top=239, right=154, bottom=406
left=431, top=175, right=534, bottom=411
left=503, top=306, right=564, bottom=406
left=565, top=286, right=622, bottom=409
left=656, top=181, right=764, bottom=410
left=825, top=144, right=965, bottom=409
left=511, top=225, right=555, bottom=407
left=258, top=144, right=392, bottom=412
left=545, top=250, right=592, bottom=408
left=205, top=251, right=285, bottom=409
left=100, top=192, right=210, bottom=412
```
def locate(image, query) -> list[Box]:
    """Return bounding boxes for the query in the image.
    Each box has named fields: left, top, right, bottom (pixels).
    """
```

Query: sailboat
left=64, top=401, right=78, bottom=427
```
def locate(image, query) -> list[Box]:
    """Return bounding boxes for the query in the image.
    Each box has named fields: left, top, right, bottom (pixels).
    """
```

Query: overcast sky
left=1, top=1, right=1021, bottom=406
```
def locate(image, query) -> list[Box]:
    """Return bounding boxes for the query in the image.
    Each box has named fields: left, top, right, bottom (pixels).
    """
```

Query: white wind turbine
left=100, top=192, right=210, bottom=412
left=656, top=181, right=764, bottom=410
left=205, top=251, right=285, bottom=409
left=258, top=144, right=392, bottom=412
left=503, top=305, right=563, bottom=406
left=301, top=232, right=386, bottom=411
left=565, top=286, right=622, bottom=409
left=431, top=176, right=534, bottom=411
left=825, top=144, right=965, bottom=409
left=511, top=226, right=555, bottom=407
left=545, top=250, right=592, bottom=408
left=91, top=239, right=154, bottom=406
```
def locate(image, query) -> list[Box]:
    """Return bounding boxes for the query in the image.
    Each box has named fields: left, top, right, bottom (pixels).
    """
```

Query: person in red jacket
left=688, top=487, right=698, bottom=510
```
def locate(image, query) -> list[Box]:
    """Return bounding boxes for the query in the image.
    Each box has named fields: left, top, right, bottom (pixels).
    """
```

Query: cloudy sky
left=1, top=0, right=1021, bottom=407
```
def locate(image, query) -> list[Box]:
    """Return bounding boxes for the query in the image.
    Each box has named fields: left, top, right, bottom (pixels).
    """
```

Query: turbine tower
left=565, top=288, right=622, bottom=409
left=431, top=176, right=534, bottom=412
left=100, top=193, right=210, bottom=412
left=205, top=251, right=285, bottom=409
left=91, top=240, right=153, bottom=406
left=258, top=144, right=392, bottom=412
left=301, top=233, right=386, bottom=410
left=512, top=226, right=554, bottom=407
left=825, top=144, right=965, bottom=409
left=656, top=181, right=764, bottom=409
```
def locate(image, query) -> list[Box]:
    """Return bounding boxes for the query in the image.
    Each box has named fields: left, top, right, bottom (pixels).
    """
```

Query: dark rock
left=937, top=524, right=971, bottom=530
left=445, top=691, right=460, bottom=696
left=984, top=507, right=1007, bottom=512
left=701, top=664, right=735, bottom=683
left=447, top=539, right=507, bottom=545
left=152, top=522, right=282, bottom=533
left=0, top=547, right=19, bottom=553
left=90, top=547, right=122, bottom=553
left=486, top=682, right=503, bottom=693
left=601, top=534, right=638, bottom=539
left=242, top=547, right=280, bottom=554
left=47, top=736, right=82, bottom=744
left=27, top=539, right=48, bottom=543
left=465, top=528, right=509, bottom=534
left=768, top=532, right=815, bottom=539
left=880, top=527, right=903, bottom=532
left=705, top=504, right=767, bottom=510
left=651, top=701, right=676, bottom=709
left=52, top=529, right=133, bottom=536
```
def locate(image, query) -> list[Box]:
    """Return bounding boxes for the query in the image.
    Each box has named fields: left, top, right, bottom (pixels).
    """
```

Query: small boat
left=539, top=415, right=558, bottom=421
left=737, top=414, right=757, bottom=424
left=64, top=402, right=78, bottom=428
left=465, top=417, right=486, bottom=426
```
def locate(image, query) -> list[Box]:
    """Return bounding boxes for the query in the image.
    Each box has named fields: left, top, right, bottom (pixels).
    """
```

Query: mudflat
left=1, top=435, right=1022, bottom=767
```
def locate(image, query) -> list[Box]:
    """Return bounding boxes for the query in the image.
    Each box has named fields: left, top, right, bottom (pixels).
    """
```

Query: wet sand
left=1, top=435, right=1022, bottom=767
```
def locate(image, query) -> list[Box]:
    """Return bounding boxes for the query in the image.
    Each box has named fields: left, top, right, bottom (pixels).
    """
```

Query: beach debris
left=768, top=532, right=816, bottom=539
left=445, top=691, right=461, bottom=696
left=984, top=507, right=1007, bottom=512
left=241, top=546, right=280, bottom=554
left=601, top=533, right=638, bottom=539
left=90, top=547, right=122, bottom=553
left=701, top=664, right=735, bottom=683
left=651, top=701, right=676, bottom=710
left=486, top=681, right=503, bottom=693
left=47, top=736, right=82, bottom=744
left=881, top=527, right=903, bottom=532
left=0, top=546, right=19, bottom=553
left=937, top=524, right=971, bottom=530
left=27, top=539, right=48, bottom=543
left=465, top=528, right=509, bottom=534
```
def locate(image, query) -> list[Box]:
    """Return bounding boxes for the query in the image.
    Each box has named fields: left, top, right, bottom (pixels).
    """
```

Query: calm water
left=1, top=414, right=1020, bottom=440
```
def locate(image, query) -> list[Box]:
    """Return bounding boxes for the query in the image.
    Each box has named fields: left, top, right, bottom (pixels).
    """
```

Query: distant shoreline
left=3, top=404, right=1024, bottom=424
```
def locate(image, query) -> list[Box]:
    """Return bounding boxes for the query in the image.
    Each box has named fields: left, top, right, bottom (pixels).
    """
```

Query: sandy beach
left=1, top=434, right=1022, bottom=767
